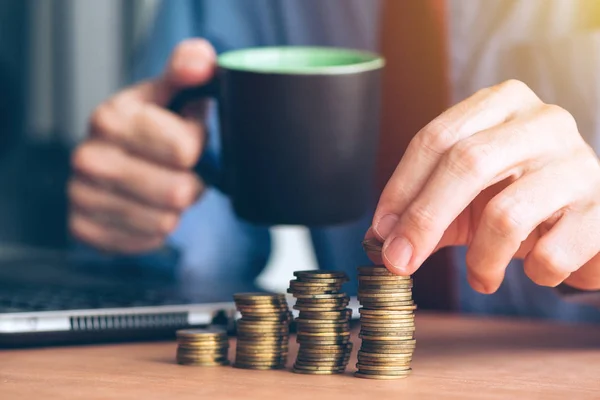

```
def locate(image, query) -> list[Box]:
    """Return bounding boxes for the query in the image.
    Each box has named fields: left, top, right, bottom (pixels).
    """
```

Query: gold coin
left=354, top=371, right=411, bottom=379
left=297, top=342, right=353, bottom=351
left=292, top=368, right=345, bottom=375
left=234, top=292, right=286, bottom=301
left=177, top=360, right=231, bottom=367
left=360, top=324, right=415, bottom=331
left=299, top=309, right=352, bottom=319
left=358, top=291, right=413, bottom=298
left=361, top=238, right=383, bottom=253
left=360, top=325, right=415, bottom=332
left=359, top=334, right=414, bottom=341
left=295, top=318, right=349, bottom=325
left=297, top=338, right=350, bottom=345
left=233, top=363, right=285, bottom=370
left=358, top=350, right=413, bottom=358
left=296, top=325, right=350, bottom=333
left=292, top=293, right=349, bottom=300
left=294, top=305, right=348, bottom=312
left=297, top=331, right=351, bottom=337
left=356, top=363, right=412, bottom=371
left=359, top=307, right=417, bottom=314
left=293, top=271, right=348, bottom=279
left=295, top=277, right=348, bottom=284
left=295, top=299, right=349, bottom=305
left=359, top=302, right=415, bottom=309
left=357, top=265, right=394, bottom=275
left=292, top=363, right=347, bottom=371
left=358, top=275, right=412, bottom=282
left=176, top=327, right=227, bottom=340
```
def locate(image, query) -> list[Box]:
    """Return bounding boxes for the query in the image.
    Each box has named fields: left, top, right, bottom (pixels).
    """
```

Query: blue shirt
left=125, top=0, right=600, bottom=323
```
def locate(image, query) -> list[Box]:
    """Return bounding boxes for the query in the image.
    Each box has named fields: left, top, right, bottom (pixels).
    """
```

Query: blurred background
left=0, top=0, right=159, bottom=249
left=0, top=0, right=314, bottom=290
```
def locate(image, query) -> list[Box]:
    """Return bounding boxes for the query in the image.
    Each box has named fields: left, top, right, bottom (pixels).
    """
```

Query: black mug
left=169, top=47, right=384, bottom=226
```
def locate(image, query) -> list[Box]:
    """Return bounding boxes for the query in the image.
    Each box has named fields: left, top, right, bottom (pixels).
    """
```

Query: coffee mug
left=169, top=46, right=384, bottom=226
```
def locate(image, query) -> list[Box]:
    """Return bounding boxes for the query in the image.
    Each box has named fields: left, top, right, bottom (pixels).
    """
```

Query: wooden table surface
left=2, top=312, right=600, bottom=400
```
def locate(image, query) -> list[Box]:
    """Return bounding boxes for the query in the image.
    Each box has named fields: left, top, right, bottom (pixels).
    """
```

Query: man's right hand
left=69, top=39, right=216, bottom=254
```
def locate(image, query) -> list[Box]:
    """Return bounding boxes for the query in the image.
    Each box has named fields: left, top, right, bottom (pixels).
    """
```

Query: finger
left=382, top=104, right=576, bottom=275
left=564, top=253, right=600, bottom=291
left=71, top=140, right=202, bottom=210
left=69, top=211, right=164, bottom=254
left=89, top=101, right=205, bottom=168
left=69, top=178, right=181, bottom=236
left=466, top=155, right=591, bottom=293
left=124, top=38, right=216, bottom=106
left=373, top=80, right=540, bottom=241
left=525, top=205, right=600, bottom=288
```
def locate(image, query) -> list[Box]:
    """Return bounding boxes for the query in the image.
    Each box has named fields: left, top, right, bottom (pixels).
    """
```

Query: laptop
left=0, top=247, right=257, bottom=347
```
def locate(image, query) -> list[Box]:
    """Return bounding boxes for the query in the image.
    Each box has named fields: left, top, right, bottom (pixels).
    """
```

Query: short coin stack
left=233, top=293, right=292, bottom=370
left=356, top=265, right=416, bottom=379
left=288, top=271, right=353, bottom=374
left=176, top=327, right=230, bottom=366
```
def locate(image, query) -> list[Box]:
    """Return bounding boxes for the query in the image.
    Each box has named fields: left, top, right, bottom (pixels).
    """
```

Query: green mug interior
left=218, top=46, right=384, bottom=75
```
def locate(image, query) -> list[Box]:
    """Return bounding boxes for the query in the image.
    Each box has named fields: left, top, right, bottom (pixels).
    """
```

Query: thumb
left=132, top=38, right=217, bottom=106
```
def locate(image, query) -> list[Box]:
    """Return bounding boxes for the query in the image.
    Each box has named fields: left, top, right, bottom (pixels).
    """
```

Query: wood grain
left=2, top=312, right=600, bottom=400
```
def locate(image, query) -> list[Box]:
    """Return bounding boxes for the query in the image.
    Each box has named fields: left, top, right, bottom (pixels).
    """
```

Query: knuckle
left=414, top=120, right=456, bottom=156
left=70, top=143, right=97, bottom=175
left=173, top=124, right=203, bottom=168
left=483, top=197, right=524, bottom=239
left=168, top=174, right=201, bottom=210
left=530, top=243, right=570, bottom=277
left=498, top=79, right=533, bottom=96
left=544, top=104, right=578, bottom=132
left=89, top=103, right=117, bottom=138
left=491, top=79, right=541, bottom=104
left=445, top=140, right=492, bottom=180
left=403, top=204, right=437, bottom=233
left=157, top=213, right=180, bottom=235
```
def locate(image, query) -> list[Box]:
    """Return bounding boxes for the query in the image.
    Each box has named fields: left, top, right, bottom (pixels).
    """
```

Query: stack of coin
left=233, top=293, right=292, bottom=370
left=355, top=265, right=416, bottom=380
left=288, top=271, right=353, bottom=374
left=176, top=327, right=230, bottom=366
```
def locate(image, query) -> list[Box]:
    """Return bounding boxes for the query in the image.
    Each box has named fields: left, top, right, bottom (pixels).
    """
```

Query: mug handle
left=167, top=78, right=227, bottom=194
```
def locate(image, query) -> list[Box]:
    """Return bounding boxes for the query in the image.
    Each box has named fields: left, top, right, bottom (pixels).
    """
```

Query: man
left=69, top=0, right=600, bottom=321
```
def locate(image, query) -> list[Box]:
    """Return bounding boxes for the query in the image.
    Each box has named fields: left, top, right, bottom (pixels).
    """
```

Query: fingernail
left=374, top=214, right=399, bottom=240
left=383, top=236, right=413, bottom=274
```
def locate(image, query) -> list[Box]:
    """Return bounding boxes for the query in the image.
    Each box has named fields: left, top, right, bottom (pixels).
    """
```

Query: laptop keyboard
left=0, top=284, right=183, bottom=313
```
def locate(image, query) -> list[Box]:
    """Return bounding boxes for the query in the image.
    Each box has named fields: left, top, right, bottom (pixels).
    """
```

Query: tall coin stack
left=233, top=293, right=292, bottom=370
left=289, top=271, right=353, bottom=375
left=176, top=328, right=230, bottom=366
left=355, top=265, right=416, bottom=380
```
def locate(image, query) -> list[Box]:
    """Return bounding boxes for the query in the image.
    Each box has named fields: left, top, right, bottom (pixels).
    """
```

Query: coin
left=292, top=367, right=345, bottom=375
left=361, top=238, right=383, bottom=253
left=292, top=293, right=349, bottom=300
left=354, top=371, right=411, bottom=379
left=355, top=262, right=418, bottom=380
left=294, top=271, right=349, bottom=279
left=175, top=327, right=230, bottom=367
left=233, top=292, right=291, bottom=370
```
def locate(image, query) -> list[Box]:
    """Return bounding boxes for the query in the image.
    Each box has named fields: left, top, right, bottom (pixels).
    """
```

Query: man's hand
left=368, top=79, right=600, bottom=293
left=69, top=39, right=216, bottom=254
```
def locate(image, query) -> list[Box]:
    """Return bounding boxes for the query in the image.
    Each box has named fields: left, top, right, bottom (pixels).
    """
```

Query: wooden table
left=2, top=313, right=600, bottom=400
